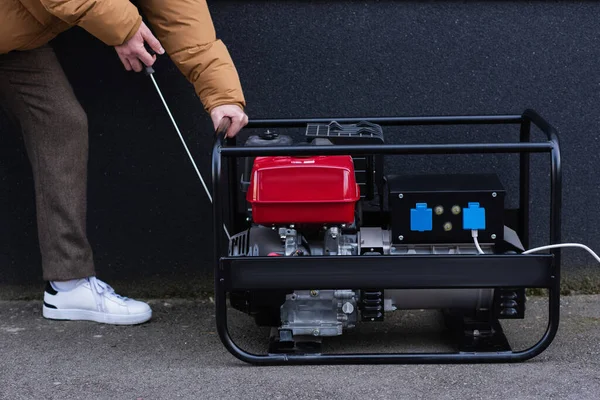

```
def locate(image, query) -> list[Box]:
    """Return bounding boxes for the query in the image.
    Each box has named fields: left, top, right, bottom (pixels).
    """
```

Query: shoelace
left=88, top=277, right=128, bottom=313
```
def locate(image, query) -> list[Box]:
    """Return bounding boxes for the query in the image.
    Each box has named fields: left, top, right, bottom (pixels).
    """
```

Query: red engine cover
left=247, top=155, right=360, bottom=225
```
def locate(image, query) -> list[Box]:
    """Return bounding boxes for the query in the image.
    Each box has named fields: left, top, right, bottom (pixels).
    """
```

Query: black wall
left=1, top=1, right=599, bottom=289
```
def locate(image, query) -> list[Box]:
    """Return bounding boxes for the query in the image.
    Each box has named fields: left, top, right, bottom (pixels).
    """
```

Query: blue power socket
left=463, top=202, right=486, bottom=230
left=410, top=203, right=433, bottom=232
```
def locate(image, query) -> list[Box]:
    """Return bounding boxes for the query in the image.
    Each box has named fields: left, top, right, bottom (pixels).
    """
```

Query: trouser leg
left=0, top=45, right=95, bottom=281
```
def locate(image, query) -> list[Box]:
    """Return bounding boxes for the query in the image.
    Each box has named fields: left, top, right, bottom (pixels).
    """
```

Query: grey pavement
left=0, top=295, right=599, bottom=400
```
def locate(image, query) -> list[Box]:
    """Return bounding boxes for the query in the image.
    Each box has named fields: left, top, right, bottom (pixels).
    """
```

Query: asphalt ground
left=1, top=295, right=599, bottom=399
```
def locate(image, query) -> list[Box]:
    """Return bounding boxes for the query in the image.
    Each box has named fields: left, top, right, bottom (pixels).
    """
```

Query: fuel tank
left=246, top=155, right=360, bottom=225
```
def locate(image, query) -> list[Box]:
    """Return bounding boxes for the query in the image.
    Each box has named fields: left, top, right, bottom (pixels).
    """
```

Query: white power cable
left=522, top=243, right=600, bottom=264
left=148, top=74, right=231, bottom=240
left=471, top=226, right=600, bottom=265
left=471, top=230, right=485, bottom=254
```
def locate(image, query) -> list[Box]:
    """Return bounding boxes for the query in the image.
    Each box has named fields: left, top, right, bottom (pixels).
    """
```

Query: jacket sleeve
left=39, top=0, right=142, bottom=45
left=137, top=0, right=246, bottom=113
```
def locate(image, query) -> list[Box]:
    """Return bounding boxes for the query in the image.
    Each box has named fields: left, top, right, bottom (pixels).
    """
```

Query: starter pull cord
left=144, top=50, right=231, bottom=240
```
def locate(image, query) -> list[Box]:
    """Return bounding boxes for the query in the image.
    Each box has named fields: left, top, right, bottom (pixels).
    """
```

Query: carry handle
left=216, top=117, right=232, bottom=139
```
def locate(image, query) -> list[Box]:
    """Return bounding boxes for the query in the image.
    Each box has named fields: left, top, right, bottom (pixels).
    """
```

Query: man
left=0, top=0, right=248, bottom=325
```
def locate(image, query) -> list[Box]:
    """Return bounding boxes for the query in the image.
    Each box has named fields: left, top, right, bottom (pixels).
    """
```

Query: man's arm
left=40, top=1, right=165, bottom=82
left=136, top=1, right=246, bottom=122
left=41, top=0, right=247, bottom=136
left=39, top=0, right=142, bottom=46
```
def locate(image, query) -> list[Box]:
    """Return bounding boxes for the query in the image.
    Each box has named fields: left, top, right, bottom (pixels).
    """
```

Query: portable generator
left=209, top=109, right=562, bottom=365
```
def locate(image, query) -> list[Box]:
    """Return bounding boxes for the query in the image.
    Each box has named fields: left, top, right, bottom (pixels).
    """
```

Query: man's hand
left=211, top=105, right=248, bottom=138
left=114, top=22, right=164, bottom=72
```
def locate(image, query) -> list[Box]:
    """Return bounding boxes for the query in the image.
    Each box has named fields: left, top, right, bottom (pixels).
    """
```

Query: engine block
left=280, top=290, right=358, bottom=337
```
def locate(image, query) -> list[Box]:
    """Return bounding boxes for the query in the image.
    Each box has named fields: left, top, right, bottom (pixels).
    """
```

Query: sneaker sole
left=42, top=306, right=152, bottom=325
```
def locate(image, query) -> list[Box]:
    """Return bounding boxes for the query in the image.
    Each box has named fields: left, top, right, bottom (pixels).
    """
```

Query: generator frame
left=211, top=109, right=561, bottom=365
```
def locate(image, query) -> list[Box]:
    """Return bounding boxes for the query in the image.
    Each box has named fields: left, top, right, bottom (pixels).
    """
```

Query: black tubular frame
left=211, top=109, right=562, bottom=365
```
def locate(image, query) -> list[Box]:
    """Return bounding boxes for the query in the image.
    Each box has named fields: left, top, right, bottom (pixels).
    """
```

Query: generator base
left=218, top=253, right=555, bottom=364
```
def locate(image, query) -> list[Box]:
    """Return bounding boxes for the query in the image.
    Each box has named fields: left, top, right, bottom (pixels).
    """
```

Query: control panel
left=387, top=174, right=505, bottom=245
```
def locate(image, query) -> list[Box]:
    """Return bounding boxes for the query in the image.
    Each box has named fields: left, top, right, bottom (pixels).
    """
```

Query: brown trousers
left=0, top=45, right=95, bottom=281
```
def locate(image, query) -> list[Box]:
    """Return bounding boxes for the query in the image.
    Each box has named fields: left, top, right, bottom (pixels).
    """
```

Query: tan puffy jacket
left=0, top=0, right=245, bottom=113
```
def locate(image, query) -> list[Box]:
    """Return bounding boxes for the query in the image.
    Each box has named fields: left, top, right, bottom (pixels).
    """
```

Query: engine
left=229, top=122, right=522, bottom=347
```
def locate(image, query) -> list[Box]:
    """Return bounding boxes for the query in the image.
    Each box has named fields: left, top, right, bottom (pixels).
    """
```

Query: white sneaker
left=42, top=277, right=152, bottom=325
